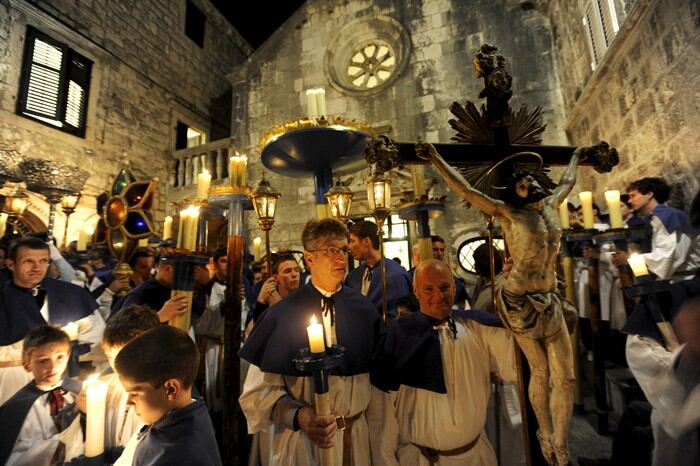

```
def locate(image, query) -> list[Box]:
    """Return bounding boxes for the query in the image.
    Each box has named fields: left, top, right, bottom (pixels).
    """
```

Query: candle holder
left=64, top=447, right=124, bottom=466
left=622, top=276, right=679, bottom=350
left=162, top=250, right=209, bottom=332
left=293, top=345, right=346, bottom=466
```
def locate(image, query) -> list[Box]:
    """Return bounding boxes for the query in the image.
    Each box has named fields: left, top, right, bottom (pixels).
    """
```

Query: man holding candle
left=611, top=177, right=700, bottom=281
left=416, top=141, right=617, bottom=465
left=239, top=218, right=382, bottom=466
left=0, top=237, right=105, bottom=405
left=0, top=326, right=84, bottom=465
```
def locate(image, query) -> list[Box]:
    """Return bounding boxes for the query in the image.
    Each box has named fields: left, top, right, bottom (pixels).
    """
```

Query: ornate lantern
left=250, top=173, right=281, bottom=274
left=325, top=178, right=354, bottom=222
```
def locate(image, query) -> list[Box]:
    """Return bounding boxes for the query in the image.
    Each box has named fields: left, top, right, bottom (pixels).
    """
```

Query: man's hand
left=296, top=406, right=336, bottom=449
left=158, top=294, right=189, bottom=322
left=108, top=276, right=131, bottom=294
left=611, top=251, right=629, bottom=268
left=257, top=277, right=279, bottom=305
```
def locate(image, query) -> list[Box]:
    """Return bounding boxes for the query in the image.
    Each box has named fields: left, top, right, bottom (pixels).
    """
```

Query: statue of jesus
left=416, top=141, right=617, bottom=466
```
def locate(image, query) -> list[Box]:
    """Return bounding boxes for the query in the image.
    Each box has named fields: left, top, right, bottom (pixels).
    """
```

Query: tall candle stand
left=208, top=183, right=251, bottom=466
left=293, top=346, right=345, bottom=466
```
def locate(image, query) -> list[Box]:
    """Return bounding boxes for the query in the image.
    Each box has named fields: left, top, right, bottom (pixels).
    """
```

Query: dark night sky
left=211, top=1, right=306, bottom=48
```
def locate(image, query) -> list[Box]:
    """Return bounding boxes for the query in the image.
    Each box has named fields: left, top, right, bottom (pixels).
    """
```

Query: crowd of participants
left=0, top=175, right=698, bottom=466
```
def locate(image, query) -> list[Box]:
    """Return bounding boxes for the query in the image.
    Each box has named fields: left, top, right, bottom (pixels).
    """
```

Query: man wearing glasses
left=239, top=218, right=382, bottom=466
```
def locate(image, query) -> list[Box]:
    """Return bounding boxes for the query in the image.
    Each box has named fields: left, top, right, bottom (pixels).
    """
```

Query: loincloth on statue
left=495, top=287, right=577, bottom=339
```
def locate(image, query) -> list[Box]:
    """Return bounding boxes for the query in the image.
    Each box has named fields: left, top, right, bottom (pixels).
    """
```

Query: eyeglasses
left=309, top=246, right=349, bottom=257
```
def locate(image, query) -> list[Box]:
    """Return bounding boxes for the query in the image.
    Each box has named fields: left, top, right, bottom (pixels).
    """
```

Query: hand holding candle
left=85, top=374, right=108, bottom=457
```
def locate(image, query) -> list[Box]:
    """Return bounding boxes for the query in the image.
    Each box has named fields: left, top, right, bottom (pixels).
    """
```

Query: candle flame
left=85, top=373, right=99, bottom=385
left=310, top=315, right=317, bottom=325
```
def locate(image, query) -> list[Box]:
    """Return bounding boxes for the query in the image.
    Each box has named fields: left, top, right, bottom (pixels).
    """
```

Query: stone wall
left=0, top=0, right=250, bottom=243
left=231, top=0, right=569, bottom=276
left=544, top=0, right=700, bottom=209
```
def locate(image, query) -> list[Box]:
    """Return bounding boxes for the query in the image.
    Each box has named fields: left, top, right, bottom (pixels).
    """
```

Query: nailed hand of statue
left=414, top=141, right=436, bottom=161
left=580, top=141, right=619, bottom=174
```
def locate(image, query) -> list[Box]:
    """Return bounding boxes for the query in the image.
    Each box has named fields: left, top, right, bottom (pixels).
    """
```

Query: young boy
left=115, top=325, right=222, bottom=466
left=0, top=326, right=84, bottom=465
left=100, top=305, right=160, bottom=452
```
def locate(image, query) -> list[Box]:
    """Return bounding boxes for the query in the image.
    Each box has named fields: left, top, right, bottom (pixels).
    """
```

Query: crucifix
left=382, top=44, right=619, bottom=466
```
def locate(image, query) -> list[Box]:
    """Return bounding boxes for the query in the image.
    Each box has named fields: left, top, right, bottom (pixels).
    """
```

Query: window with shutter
left=17, top=27, right=93, bottom=137
left=583, top=0, right=620, bottom=71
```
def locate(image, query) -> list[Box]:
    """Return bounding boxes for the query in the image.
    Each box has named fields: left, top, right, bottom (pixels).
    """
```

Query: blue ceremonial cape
left=371, top=309, right=502, bottom=394
left=239, top=283, right=382, bottom=376
left=653, top=204, right=696, bottom=235
left=0, top=278, right=98, bottom=345
left=345, top=258, right=413, bottom=319
left=133, top=398, right=221, bottom=466
left=0, top=378, right=82, bottom=466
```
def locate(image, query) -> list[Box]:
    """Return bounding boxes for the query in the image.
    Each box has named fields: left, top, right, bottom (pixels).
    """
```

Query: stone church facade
left=1, top=0, right=698, bottom=279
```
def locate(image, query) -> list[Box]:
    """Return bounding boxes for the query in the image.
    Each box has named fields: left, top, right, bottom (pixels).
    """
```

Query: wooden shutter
left=63, top=51, right=92, bottom=135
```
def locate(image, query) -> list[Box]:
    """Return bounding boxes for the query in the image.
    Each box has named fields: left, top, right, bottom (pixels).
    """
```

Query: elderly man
left=369, top=259, right=516, bottom=466
left=239, top=218, right=382, bottom=466
left=417, top=141, right=616, bottom=465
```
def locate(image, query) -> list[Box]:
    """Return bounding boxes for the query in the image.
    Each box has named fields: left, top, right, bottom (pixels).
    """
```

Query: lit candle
left=315, top=88, right=326, bottom=117
left=62, top=322, right=79, bottom=341
left=558, top=199, right=570, bottom=229
left=138, top=238, right=149, bottom=247
left=228, top=152, right=248, bottom=188
left=196, top=168, right=211, bottom=200
left=187, top=206, right=200, bottom=251
left=605, top=190, right=624, bottom=229
left=163, top=216, right=173, bottom=241
left=307, top=315, right=325, bottom=354
left=0, top=213, right=7, bottom=235
left=253, top=237, right=262, bottom=262
left=627, top=253, right=649, bottom=277
left=578, top=191, right=594, bottom=229
left=85, top=374, right=108, bottom=457
left=77, top=226, right=94, bottom=252
left=306, top=89, right=319, bottom=119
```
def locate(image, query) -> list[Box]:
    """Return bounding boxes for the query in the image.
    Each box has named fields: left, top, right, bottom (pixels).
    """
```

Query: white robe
left=240, top=366, right=372, bottom=466
left=368, top=318, right=518, bottom=466
left=6, top=389, right=84, bottom=465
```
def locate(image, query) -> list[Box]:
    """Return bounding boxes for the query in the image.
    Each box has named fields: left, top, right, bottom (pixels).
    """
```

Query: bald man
left=369, top=259, right=517, bottom=466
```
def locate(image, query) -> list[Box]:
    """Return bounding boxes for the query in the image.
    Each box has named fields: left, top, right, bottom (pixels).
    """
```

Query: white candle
left=0, top=213, right=7, bottom=235
left=627, top=253, right=649, bottom=277
left=228, top=152, right=248, bottom=188
left=85, top=375, right=107, bottom=457
left=306, top=89, right=319, bottom=119
left=578, top=191, right=594, bottom=229
left=315, top=88, right=326, bottom=117
left=253, top=237, right=262, bottom=262
left=77, top=226, right=94, bottom=252
left=176, top=215, right=184, bottom=248
left=558, top=199, right=570, bottom=229
left=307, top=315, right=325, bottom=354
left=187, top=206, right=200, bottom=251
left=163, top=216, right=173, bottom=241
left=605, top=190, right=624, bottom=229
left=196, top=169, right=211, bottom=200
left=62, top=322, right=79, bottom=341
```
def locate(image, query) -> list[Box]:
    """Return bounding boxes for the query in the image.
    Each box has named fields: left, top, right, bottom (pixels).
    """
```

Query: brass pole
left=264, top=227, right=272, bottom=277
left=376, top=215, right=390, bottom=322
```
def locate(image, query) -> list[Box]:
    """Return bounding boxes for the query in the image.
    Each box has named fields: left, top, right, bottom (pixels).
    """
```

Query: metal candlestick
left=293, top=345, right=345, bottom=466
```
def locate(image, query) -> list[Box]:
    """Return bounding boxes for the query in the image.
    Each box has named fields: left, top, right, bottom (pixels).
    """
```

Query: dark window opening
left=17, top=26, right=92, bottom=137
left=185, top=0, right=206, bottom=48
